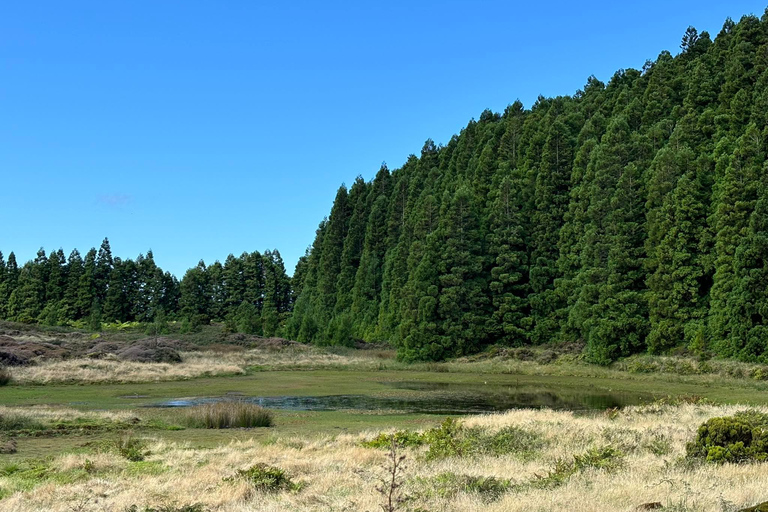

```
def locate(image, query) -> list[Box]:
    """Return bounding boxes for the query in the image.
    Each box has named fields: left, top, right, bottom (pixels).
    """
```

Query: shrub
left=423, top=417, right=471, bottom=460
left=686, top=410, right=768, bottom=463
left=226, top=463, right=297, bottom=492
left=363, top=419, right=546, bottom=462
left=423, top=418, right=545, bottom=460
left=0, top=367, right=11, bottom=386
left=184, top=401, right=273, bottom=429
left=114, top=434, right=149, bottom=462
left=527, top=446, right=623, bottom=490
left=362, top=430, right=425, bottom=449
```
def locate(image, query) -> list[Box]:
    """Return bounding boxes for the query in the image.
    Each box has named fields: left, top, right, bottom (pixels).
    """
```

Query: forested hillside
left=0, top=239, right=293, bottom=336
left=288, top=13, right=768, bottom=364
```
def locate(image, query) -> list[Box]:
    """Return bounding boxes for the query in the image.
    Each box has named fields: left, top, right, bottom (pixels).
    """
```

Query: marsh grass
left=184, top=401, right=273, bottom=429
left=0, top=412, right=44, bottom=433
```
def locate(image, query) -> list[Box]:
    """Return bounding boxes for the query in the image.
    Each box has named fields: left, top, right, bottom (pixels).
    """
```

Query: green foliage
left=113, top=433, right=150, bottom=462
left=362, top=418, right=545, bottom=463
left=524, top=446, right=624, bottom=490
left=225, top=463, right=297, bottom=492
left=362, top=430, right=426, bottom=449
left=686, top=410, right=768, bottom=463
left=184, top=402, right=274, bottom=429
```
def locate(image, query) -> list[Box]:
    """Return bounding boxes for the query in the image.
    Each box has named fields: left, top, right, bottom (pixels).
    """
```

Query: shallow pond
left=147, top=379, right=654, bottom=414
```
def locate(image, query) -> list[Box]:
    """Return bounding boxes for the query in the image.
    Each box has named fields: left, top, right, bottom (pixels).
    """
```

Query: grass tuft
left=184, top=401, right=273, bottom=429
left=225, top=463, right=298, bottom=492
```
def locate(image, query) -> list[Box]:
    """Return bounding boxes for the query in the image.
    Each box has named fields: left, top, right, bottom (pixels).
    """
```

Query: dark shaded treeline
left=0, top=239, right=293, bottom=336
left=287, top=13, right=768, bottom=363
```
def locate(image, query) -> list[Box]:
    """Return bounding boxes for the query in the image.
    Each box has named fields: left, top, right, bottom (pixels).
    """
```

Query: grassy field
left=3, top=324, right=768, bottom=510
left=1, top=403, right=767, bottom=511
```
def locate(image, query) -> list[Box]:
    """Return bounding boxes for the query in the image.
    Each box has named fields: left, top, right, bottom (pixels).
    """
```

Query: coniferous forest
left=4, top=14, right=768, bottom=364
left=0, top=240, right=293, bottom=337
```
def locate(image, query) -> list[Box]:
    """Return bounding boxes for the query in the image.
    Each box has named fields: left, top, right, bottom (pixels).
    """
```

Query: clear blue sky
left=2, top=1, right=765, bottom=277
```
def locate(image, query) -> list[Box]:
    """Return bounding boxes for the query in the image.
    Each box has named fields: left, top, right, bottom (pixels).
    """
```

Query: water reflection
left=147, top=380, right=653, bottom=414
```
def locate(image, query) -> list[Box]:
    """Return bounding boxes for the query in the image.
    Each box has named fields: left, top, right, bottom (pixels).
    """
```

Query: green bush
left=184, top=401, right=273, bottom=429
left=225, top=463, right=297, bottom=492
left=362, top=430, right=425, bottom=449
left=686, top=411, right=768, bottom=463
left=114, top=434, right=150, bottom=462
left=423, top=417, right=472, bottom=460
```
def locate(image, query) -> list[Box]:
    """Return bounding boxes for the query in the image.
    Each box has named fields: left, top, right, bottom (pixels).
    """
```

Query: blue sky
left=2, top=1, right=766, bottom=277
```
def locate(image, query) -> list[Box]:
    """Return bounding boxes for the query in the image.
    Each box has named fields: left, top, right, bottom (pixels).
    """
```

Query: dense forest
left=288, top=13, right=768, bottom=364
left=0, top=239, right=293, bottom=336
left=4, top=13, right=768, bottom=364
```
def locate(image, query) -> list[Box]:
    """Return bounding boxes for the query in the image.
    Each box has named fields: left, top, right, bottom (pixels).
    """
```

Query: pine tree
left=528, top=117, right=574, bottom=344
left=729, top=179, right=768, bottom=360
left=179, top=261, right=212, bottom=325
left=62, top=249, right=84, bottom=322
left=487, top=171, right=529, bottom=345
left=709, top=125, right=763, bottom=352
left=436, top=185, right=489, bottom=357
left=0, top=251, right=7, bottom=319
left=76, top=248, right=98, bottom=320
left=647, top=171, right=708, bottom=353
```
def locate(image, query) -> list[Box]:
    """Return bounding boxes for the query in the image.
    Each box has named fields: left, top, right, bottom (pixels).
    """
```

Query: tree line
left=288, top=13, right=768, bottom=363
left=0, top=239, right=293, bottom=336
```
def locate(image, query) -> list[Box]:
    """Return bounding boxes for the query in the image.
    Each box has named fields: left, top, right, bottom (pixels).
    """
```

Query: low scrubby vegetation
left=183, top=401, right=273, bottom=429
left=225, top=463, right=298, bottom=492
left=364, top=417, right=545, bottom=461
left=2, top=404, right=768, bottom=511
left=687, top=410, right=768, bottom=463
left=112, top=433, right=150, bottom=462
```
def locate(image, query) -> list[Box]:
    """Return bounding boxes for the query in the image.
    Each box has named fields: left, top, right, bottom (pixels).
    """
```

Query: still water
left=147, top=380, right=654, bottom=415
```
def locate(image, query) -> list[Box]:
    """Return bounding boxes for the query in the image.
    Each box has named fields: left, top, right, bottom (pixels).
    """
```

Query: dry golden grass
left=2, top=403, right=768, bottom=511
left=6, top=342, right=768, bottom=392
left=5, top=346, right=390, bottom=384
left=0, top=405, right=138, bottom=425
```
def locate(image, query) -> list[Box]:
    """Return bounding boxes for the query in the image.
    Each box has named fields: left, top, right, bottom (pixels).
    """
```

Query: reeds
left=184, top=401, right=273, bottom=429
